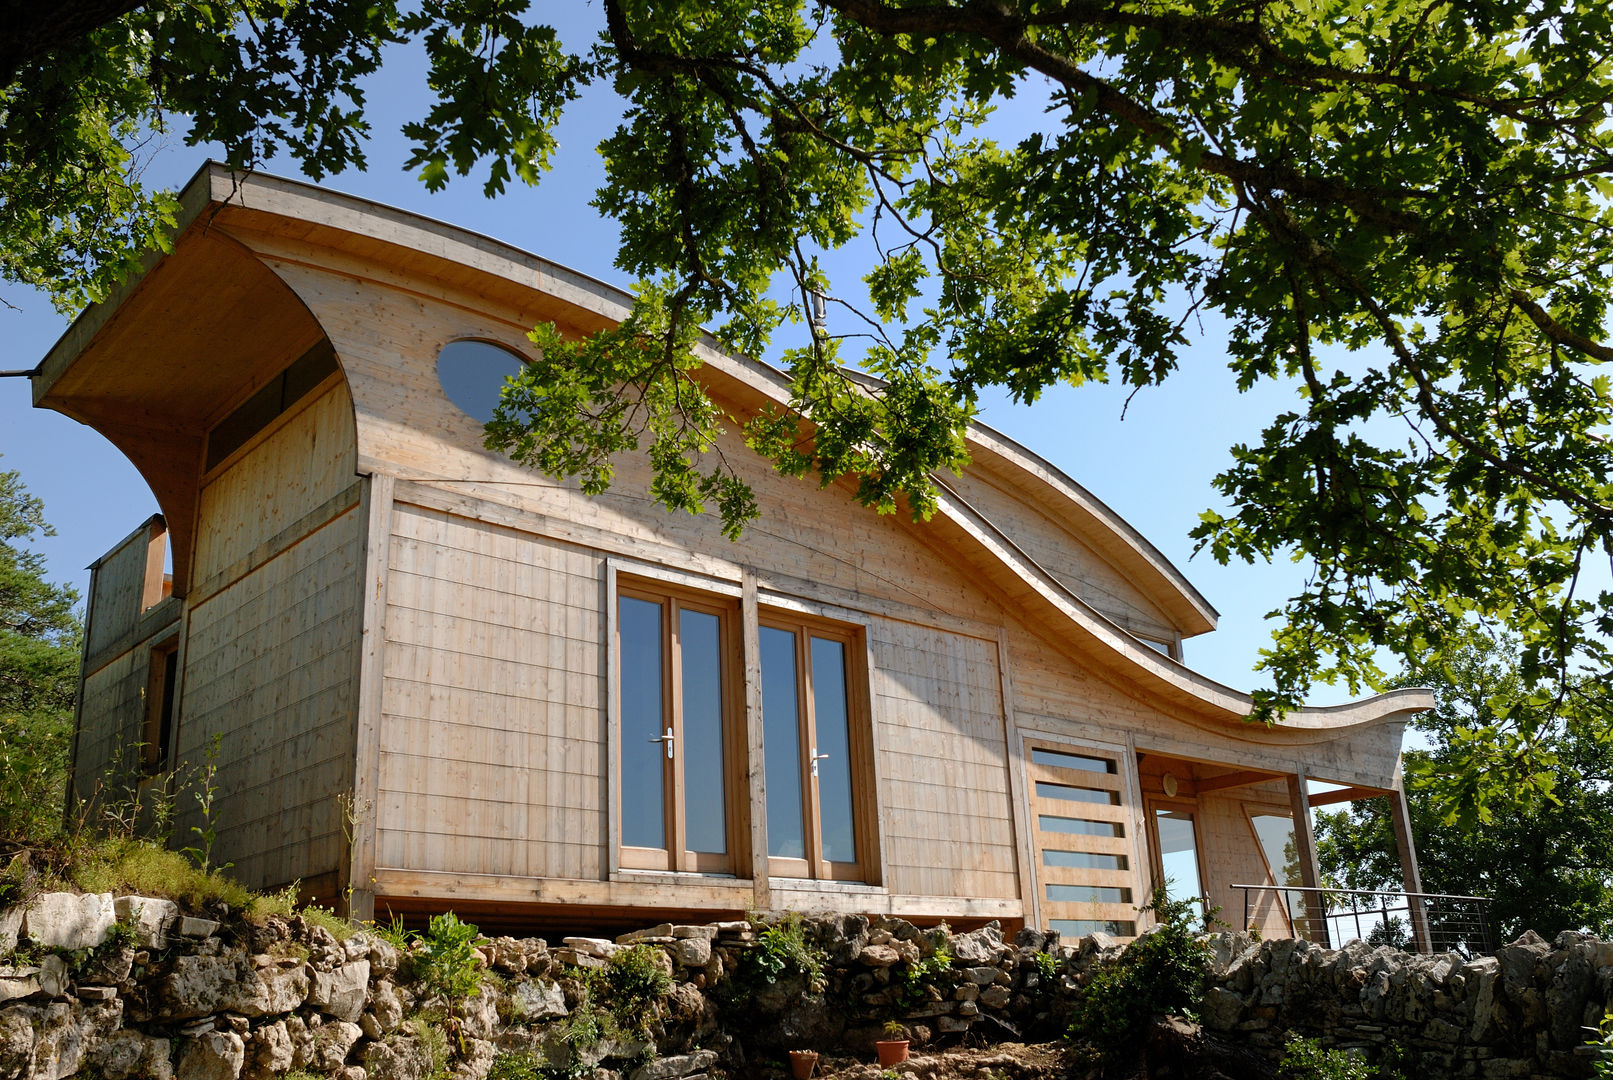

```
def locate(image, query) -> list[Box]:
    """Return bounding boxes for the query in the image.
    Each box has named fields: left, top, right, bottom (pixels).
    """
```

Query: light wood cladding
left=85, top=518, right=166, bottom=661
left=193, top=381, right=357, bottom=583
left=376, top=503, right=605, bottom=881
left=869, top=621, right=1018, bottom=900
left=177, top=503, right=363, bottom=892
left=74, top=651, right=147, bottom=802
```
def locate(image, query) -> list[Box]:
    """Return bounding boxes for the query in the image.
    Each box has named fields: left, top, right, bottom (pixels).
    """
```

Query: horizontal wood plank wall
left=868, top=620, right=1019, bottom=900
left=176, top=377, right=362, bottom=895
left=377, top=503, right=605, bottom=882
left=192, top=383, right=358, bottom=583
left=84, top=522, right=159, bottom=659
left=179, top=504, right=363, bottom=891
left=74, top=651, right=146, bottom=802
left=944, top=470, right=1179, bottom=644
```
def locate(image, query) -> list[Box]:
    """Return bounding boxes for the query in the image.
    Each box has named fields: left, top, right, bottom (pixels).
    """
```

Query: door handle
left=811, top=748, right=829, bottom=777
left=649, top=727, right=674, bottom=760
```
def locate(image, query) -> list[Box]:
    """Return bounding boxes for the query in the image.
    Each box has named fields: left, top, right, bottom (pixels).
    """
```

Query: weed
left=180, top=732, right=228, bottom=873
left=66, top=835, right=251, bottom=910
left=372, top=909, right=414, bottom=949
left=414, top=1015, right=451, bottom=1080
left=1278, top=1034, right=1371, bottom=1080
left=1066, top=886, right=1212, bottom=1059
left=416, top=912, right=485, bottom=1005
left=604, top=943, right=672, bottom=1032
left=301, top=901, right=358, bottom=941
left=1592, top=1009, right=1613, bottom=1080
left=246, top=881, right=300, bottom=922
left=746, top=912, right=825, bottom=992
left=896, top=942, right=952, bottom=1008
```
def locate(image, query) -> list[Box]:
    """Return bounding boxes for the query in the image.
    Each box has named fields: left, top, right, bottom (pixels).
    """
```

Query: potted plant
left=788, top=1049, right=820, bottom=1079
left=876, top=1020, right=909, bottom=1067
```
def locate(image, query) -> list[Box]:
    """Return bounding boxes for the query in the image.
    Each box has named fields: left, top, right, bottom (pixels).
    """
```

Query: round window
left=436, top=339, right=527, bottom=423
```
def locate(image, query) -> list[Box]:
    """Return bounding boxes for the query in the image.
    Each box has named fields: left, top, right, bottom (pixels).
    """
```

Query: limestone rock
left=1201, top=986, right=1245, bottom=1032
left=619, top=923, right=674, bottom=944
left=315, top=1020, right=364, bottom=1071
left=23, top=892, right=115, bottom=951
left=37, top=954, right=69, bottom=998
left=91, top=1029, right=174, bottom=1080
left=671, top=936, right=711, bottom=968
left=178, top=916, right=220, bottom=940
left=451, top=1037, right=495, bottom=1080
left=512, top=978, right=568, bottom=1021
left=245, top=1021, right=293, bottom=1080
left=115, top=895, right=179, bottom=949
left=630, top=1049, right=719, bottom=1080
left=0, top=965, right=40, bottom=1003
left=363, top=1034, right=435, bottom=1080
left=30, top=999, right=124, bottom=1080
left=0, top=1007, right=37, bottom=1079
left=177, top=1030, right=245, bottom=1080
left=371, top=979, right=406, bottom=1032
left=154, top=953, right=309, bottom=1020
left=310, top=958, right=371, bottom=1022
left=0, top=908, right=21, bottom=956
left=563, top=936, right=621, bottom=960
left=858, top=943, right=900, bottom=968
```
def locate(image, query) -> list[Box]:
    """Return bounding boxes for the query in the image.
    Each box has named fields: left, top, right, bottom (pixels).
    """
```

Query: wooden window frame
left=1144, top=796, right=1208, bottom=906
left=142, top=635, right=181, bottom=772
left=758, top=610, right=876, bottom=883
left=1243, top=802, right=1303, bottom=937
left=615, top=577, right=747, bottom=876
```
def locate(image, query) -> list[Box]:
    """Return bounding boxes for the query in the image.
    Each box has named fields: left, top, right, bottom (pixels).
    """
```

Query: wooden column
left=346, top=472, right=392, bottom=923
left=1388, top=784, right=1432, bottom=953
left=1286, top=770, right=1327, bottom=944
left=741, top=572, right=771, bottom=914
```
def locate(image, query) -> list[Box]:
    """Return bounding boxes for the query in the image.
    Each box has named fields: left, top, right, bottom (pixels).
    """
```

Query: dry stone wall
left=1, top=892, right=1610, bottom=1080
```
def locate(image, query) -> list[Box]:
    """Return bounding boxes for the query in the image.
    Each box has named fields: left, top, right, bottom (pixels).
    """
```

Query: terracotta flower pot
left=789, top=1050, right=820, bottom=1079
left=876, top=1039, right=910, bottom=1067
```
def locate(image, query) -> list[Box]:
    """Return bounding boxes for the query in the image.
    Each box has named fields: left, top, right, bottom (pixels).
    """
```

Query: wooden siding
left=192, top=381, right=357, bottom=585
left=177, top=504, right=363, bottom=891
left=375, top=503, right=605, bottom=881
left=73, top=650, right=147, bottom=803
left=1199, top=791, right=1295, bottom=939
left=84, top=518, right=165, bottom=660
left=869, top=621, right=1019, bottom=900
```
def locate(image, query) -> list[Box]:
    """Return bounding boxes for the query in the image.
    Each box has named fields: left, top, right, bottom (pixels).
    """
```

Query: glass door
left=1027, top=743, right=1137, bottom=937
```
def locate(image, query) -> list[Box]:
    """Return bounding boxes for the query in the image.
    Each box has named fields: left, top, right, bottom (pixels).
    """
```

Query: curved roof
left=34, top=162, right=1431, bottom=733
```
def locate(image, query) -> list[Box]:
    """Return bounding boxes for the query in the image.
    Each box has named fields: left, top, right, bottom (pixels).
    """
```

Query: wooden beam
left=741, top=571, right=771, bottom=914
left=1389, top=783, right=1433, bottom=953
left=1307, top=784, right=1390, bottom=807
left=346, top=472, right=393, bottom=923
left=1286, top=770, right=1327, bottom=944
left=1195, top=768, right=1279, bottom=794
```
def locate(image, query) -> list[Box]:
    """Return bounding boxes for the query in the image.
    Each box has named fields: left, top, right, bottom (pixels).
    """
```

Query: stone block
left=979, top=985, right=1012, bottom=1009
left=178, top=916, right=220, bottom=939
left=23, top=892, right=115, bottom=951
left=672, top=925, right=717, bottom=940
left=0, top=965, right=40, bottom=1003
left=115, top=895, right=179, bottom=949
left=30, top=999, right=124, bottom=1080
left=177, top=1030, right=245, bottom=1080
left=91, top=1029, right=174, bottom=1080
left=859, top=943, right=901, bottom=968
left=315, top=1020, right=364, bottom=1072
left=630, top=1049, right=719, bottom=1080
left=310, top=958, right=371, bottom=1023
left=38, top=953, right=70, bottom=998
left=155, top=953, right=310, bottom=1020
left=1201, top=987, right=1245, bottom=1032
left=563, top=936, right=620, bottom=959
left=671, top=937, right=711, bottom=968
left=0, top=906, right=20, bottom=955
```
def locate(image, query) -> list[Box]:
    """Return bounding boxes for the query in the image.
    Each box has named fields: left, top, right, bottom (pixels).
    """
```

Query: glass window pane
left=1036, top=781, right=1118, bottom=805
left=1039, top=814, right=1123, bottom=837
left=1050, top=919, right=1136, bottom=937
left=619, top=597, right=665, bottom=849
left=437, top=339, right=525, bottom=423
left=1155, top=809, right=1203, bottom=901
left=680, top=609, right=726, bottom=855
left=811, top=637, right=856, bottom=863
left=1047, top=884, right=1132, bottom=904
left=761, top=626, right=805, bottom=858
left=1043, top=849, right=1128, bottom=871
left=1250, top=812, right=1305, bottom=887
left=1031, top=748, right=1115, bottom=773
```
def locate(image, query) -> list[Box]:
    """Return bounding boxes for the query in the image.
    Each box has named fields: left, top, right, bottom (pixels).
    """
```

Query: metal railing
left=1232, top=884, right=1493, bottom=956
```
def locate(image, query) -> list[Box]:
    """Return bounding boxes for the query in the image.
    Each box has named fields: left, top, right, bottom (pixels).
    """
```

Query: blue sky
left=0, top=13, right=1355, bottom=702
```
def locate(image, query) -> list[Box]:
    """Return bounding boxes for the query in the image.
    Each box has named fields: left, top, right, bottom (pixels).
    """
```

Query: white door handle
left=811, top=748, right=829, bottom=777
left=649, top=727, right=674, bottom=759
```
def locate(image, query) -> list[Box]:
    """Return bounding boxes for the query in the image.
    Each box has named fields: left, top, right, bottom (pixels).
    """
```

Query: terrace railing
left=1231, top=884, right=1494, bottom=957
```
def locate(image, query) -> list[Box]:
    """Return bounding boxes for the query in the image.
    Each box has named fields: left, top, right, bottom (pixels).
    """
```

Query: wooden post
left=741, top=572, right=771, bottom=914
left=1286, top=770, right=1327, bottom=944
left=346, top=472, right=392, bottom=923
left=1388, top=784, right=1432, bottom=953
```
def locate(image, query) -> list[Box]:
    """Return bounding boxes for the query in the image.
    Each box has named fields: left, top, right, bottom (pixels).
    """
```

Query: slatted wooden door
left=1027, top=742, right=1139, bottom=938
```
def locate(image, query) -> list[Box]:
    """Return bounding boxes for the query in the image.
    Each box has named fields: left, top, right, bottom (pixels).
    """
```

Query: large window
left=617, top=583, right=740, bottom=873
left=759, top=615, right=870, bottom=880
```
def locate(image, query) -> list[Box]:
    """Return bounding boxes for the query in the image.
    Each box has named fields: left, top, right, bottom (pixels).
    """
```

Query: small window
left=437, top=339, right=526, bottom=423
left=143, top=639, right=179, bottom=771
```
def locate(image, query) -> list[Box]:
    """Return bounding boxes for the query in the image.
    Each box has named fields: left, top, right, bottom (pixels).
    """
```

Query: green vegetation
left=1278, top=1036, right=1372, bottom=1080
left=602, top=943, right=672, bottom=1034
left=415, top=912, right=486, bottom=1005
left=0, top=461, right=81, bottom=844
left=1067, top=888, right=1212, bottom=1059
left=1316, top=632, right=1613, bottom=942
left=744, top=912, right=826, bottom=992
left=895, top=938, right=952, bottom=1008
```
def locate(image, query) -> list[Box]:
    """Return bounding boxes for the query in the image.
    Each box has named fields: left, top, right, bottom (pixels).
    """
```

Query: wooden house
left=34, top=163, right=1432, bottom=939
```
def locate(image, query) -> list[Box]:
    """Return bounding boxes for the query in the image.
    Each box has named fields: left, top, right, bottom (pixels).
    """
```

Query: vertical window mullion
left=798, top=628, right=824, bottom=873
left=667, top=600, right=687, bottom=869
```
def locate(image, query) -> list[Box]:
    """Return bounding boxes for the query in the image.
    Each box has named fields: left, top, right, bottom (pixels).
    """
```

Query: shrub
left=746, top=911, right=825, bottom=991
left=604, top=943, right=672, bottom=1029
left=1279, top=1034, right=1372, bottom=1080
left=301, top=901, right=359, bottom=941
left=1066, top=887, right=1212, bottom=1057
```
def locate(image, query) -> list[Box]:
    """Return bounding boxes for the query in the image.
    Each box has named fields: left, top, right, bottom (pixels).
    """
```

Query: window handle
left=649, top=727, right=675, bottom=760
left=811, top=748, right=829, bottom=777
